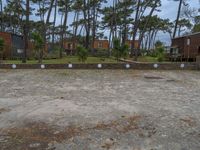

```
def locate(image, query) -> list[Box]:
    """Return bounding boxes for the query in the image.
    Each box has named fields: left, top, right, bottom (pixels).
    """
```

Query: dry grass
left=180, top=117, right=196, bottom=127
left=0, top=115, right=146, bottom=150
left=0, top=108, right=10, bottom=114
left=93, top=115, right=141, bottom=133
left=1, top=122, right=83, bottom=150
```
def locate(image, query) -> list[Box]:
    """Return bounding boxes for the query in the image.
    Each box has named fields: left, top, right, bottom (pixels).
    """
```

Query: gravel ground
left=0, top=70, right=200, bottom=150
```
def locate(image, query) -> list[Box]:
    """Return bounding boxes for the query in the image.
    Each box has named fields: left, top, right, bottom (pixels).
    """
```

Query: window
left=98, top=42, right=103, bottom=48
left=68, top=43, right=73, bottom=50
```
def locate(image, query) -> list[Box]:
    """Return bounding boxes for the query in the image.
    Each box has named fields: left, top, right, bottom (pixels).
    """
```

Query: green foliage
left=155, top=40, right=163, bottom=48
left=113, top=38, right=129, bottom=61
left=31, top=32, right=44, bottom=63
left=76, top=45, right=88, bottom=62
left=192, top=24, right=200, bottom=33
left=0, top=38, right=4, bottom=52
left=94, top=48, right=109, bottom=61
left=31, top=32, right=44, bottom=51
left=121, top=44, right=129, bottom=59
left=46, top=46, right=60, bottom=59
left=155, top=46, right=165, bottom=62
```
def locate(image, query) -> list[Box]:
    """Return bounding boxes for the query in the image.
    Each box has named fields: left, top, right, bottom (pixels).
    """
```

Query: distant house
left=125, top=40, right=139, bottom=49
left=0, top=32, right=49, bottom=59
left=63, top=39, right=78, bottom=55
left=0, top=32, right=27, bottom=59
left=171, top=32, right=200, bottom=61
left=63, top=39, right=109, bottom=55
left=93, top=40, right=109, bottom=50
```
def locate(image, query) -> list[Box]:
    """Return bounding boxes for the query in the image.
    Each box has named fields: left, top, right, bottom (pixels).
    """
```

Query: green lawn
left=137, top=56, right=159, bottom=62
left=4, top=56, right=118, bottom=64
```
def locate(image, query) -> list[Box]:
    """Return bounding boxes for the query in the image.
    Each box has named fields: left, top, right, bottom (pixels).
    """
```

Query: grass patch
left=137, top=56, right=158, bottom=62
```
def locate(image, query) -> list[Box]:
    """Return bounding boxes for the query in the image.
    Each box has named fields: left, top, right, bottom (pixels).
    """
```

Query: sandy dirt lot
left=0, top=70, right=200, bottom=150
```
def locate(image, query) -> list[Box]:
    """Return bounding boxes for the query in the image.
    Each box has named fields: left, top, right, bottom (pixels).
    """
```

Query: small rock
left=54, top=131, right=60, bottom=135
left=105, top=138, right=115, bottom=145
left=29, top=143, right=41, bottom=148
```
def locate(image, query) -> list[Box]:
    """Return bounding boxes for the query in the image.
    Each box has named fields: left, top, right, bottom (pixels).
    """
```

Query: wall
left=185, top=34, right=200, bottom=58
left=0, top=62, right=197, bottom=70
left=125, top=40, right=139, bottom=49
left=0, top=32, right=12, bottom=59
left=93, top=40, right=109, bottom=49
left=172, top=33, right=200, bottom=59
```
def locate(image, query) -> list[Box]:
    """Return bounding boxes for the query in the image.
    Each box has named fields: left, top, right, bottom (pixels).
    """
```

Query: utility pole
left=23, top=0, right=29, bottom=63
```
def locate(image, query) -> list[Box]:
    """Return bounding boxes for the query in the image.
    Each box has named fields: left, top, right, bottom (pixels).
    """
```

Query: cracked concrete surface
left=0, top=70, right=200, bottom=150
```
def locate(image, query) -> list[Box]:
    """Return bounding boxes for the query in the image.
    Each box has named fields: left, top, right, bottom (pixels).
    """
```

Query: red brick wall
left=171, top=37, right=184, bottom=55
left=185, top=34, right=200, bottom=58
left=0, top=32, right=12, bottom=58
left=93, top=40, right=109, bottom=49
left=172, top=34, right=200, bottom=59
left=125, top=40, right=139, bottom=49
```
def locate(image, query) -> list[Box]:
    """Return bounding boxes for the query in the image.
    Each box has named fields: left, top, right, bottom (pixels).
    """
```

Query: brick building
left=63, top=39, right=109, bottom=55
left=171, top=32, right=200, bottom=61
left=0, top=32, right=25, bottom=59
left=93, top=40, right=109, bottom=49
left=125, top=40, right=139, bottom=49
left=63, top=39, right=78, bottom=55
left=0, top=32, right=49, bottom=59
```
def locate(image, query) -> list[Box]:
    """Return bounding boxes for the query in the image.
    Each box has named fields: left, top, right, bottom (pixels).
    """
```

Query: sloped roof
left=173, top=32, right=200, bottom=39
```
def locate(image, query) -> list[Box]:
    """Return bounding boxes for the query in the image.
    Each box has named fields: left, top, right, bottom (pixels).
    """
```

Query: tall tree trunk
left=137, top=0, right=160, bottom=60
left=144, top=34, right=149, bottom=51
left=108, top=27, right=113, bottom=56
left=131, top=0, right=140, bottom=58
left=147, top=31, right=152, bottom=51
left=91, top=3, right=97, bottom=54
left=60, top=5, right=68, bottom=58
left=38, top=1, right=45, bottom=63
left=152, top=30, right=158, bottom=49
left=23, top=0, right=29, bottom=63
left=83, top=0, right=90, bottom=49
left=0, top=0, right=3, bottom=31
left=52, top=0, right=57, bottom=50
left=178, top=25, right=181, bottom=36
left=46, top=0, right=55, bottom=25
left=74, top=12, right=79, bottom=37
left=173, top=0, right=183, bottom=38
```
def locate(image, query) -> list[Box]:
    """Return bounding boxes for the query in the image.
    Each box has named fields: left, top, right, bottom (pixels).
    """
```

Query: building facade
left=0, top=32, right=49, bottom=59
left=63, top=39, right=110, bottom=55
left=0, top=32, right=32, bottom=59
left=93, top=40, right=109, bottom=49
left=125, top=40, right=139, bottom=49
left=171, top=32, right=200, bottom=60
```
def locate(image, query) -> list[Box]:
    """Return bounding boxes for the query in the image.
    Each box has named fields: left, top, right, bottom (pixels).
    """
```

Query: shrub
left=31, top=32, right=44, bottom=63
left=156, top=47, right=165, bottom=62
left=113, top=38, right=129, bottom=61
left=76, top=45, right=88, bottom=62
left=121, top=44, right=129, bottom=59
left=45, top=46, right=60, bottom=59
left=94, top=48, right=109, bottom=60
